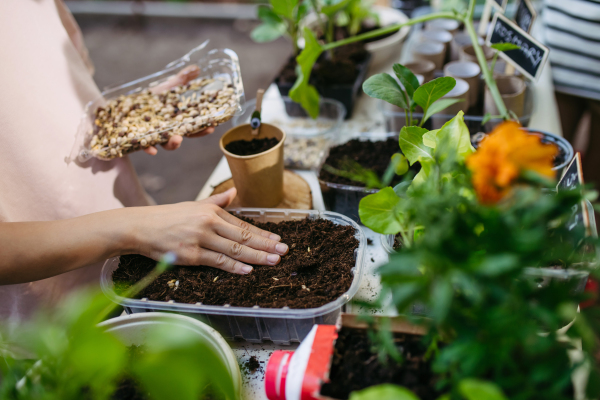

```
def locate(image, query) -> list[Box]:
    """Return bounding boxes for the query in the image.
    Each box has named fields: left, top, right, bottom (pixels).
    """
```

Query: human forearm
left=0, top=209, right=133, bottom=285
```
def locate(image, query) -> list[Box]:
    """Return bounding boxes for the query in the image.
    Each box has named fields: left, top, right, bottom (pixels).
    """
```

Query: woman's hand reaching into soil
left=143, top=65, right=215, bottom=155
left=0, top=188, right=288, bottom=285
left=129, top=188, right=289, bottom=274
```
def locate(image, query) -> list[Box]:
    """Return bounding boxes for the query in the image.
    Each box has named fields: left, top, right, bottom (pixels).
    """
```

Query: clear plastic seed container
left=232, top=96, right=346, bottom=170
left=68, top=43, right=245, bottom=164
left=100, top=209, right=366, bottom=345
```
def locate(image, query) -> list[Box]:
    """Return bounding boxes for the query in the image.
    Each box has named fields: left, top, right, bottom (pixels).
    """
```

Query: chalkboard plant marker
left=251, top=89, right=265, bottom=136
left=557, top=153, right=592, bottom=238
left=478, top=0, right=508, bottom=37
left=486, top=13, right=549, bottom=81
left=514, top=0, right=536, bottom=34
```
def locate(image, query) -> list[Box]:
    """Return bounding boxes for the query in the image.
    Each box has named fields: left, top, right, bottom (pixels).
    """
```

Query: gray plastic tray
left=101, top=209, right=366, bottom=345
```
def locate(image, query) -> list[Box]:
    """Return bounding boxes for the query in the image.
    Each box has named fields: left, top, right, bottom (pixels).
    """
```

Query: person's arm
left=0, top=188, right=288, bottom=285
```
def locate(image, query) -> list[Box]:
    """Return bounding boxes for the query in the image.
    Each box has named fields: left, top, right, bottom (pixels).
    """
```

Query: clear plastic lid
left=68, top=42, right=245, bottom=164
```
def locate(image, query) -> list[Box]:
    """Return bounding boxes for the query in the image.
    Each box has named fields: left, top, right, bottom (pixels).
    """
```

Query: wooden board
left=211, top=170, right=313, bottom=209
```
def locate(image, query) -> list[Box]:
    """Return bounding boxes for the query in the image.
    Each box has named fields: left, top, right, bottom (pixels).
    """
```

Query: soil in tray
left=319, top=328, right=439, bottom=400
left=224, top=137, right=279, bottom=156
left=112, top=217, right=359, bottom=308
left=319, top=138, right=420, bottom=187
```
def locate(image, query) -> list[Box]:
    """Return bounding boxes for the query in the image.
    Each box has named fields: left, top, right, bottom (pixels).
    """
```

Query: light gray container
left=101, top=209, right=366, bottom=345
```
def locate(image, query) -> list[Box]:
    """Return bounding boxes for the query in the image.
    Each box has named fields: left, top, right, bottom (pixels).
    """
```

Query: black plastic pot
left=318, top=132, right=397, bottom=224
left=276, top=53, right=373, bottom=120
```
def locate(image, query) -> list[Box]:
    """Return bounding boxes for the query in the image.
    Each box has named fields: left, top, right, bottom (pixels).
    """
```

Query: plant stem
left=462, top=0, right=509, bottom=119
left=321, top=11, right=459, bottom=51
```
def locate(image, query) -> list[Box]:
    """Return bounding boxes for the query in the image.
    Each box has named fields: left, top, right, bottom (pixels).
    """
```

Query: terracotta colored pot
left=220, top=123, right=286, bottom=207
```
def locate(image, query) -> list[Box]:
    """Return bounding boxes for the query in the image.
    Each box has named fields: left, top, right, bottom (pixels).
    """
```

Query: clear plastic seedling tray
left=100, top=209, right=366, bottom=345
left=69, top=42, right=245, bottom=163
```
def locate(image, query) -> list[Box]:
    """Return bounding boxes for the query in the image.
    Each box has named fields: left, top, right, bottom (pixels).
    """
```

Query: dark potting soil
left=245, top=356, right=261, bottom=374
left=113, top=217, right=359, bottom=309
left=319, top=328, right=439, bottom=400
left=224, top=137, right=279, bottom=156
left=319, top=138, right=419, bottom=187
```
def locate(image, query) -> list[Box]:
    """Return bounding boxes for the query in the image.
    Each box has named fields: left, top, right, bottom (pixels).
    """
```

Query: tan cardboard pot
left=484, top=75, right=526, bottom=118
left=220, top=123, right=286, bottom=207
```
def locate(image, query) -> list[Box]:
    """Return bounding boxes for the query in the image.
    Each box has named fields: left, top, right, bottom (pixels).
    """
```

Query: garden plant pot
left=98, top=312, right=242, bottom=399
left=101, top=209, right=367, bottom=345
left=364, top=6, right=411, bottom=69
left=231, top=96, right=346, bottom=170
left=220, top=123, right=286, bottom=207
left=276, top=53, right=372, bottom=119
left=302, top=6, right=411, bottom=71
left=412, top=41, right=445, bottom=70
left=459, top=44, right=494, bottom=64
left=484, top=75, right=526, bottom=119
left=404, top=60, right=436, bottom=82
left=450, top=32, right=484, bottom=61
left=444, top=60, right=481, bottom=108
left=318, top=132, right=401, bottom=223
left=432, top=78, right=469, bottom=129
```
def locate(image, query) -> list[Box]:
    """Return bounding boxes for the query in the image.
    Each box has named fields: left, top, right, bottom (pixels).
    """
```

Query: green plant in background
left=363, top=64, right=463, bottom=128
left=352, top=120, right=600, bottom=399
left=290, top=0, right=512, bottom=119
left=251, top=0, right=308, bottom=56
left=0, top=254, right=238, bottom=400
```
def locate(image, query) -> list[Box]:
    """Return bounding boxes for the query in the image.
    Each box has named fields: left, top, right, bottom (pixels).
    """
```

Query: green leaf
left=393, top=181, right=411, bottom=197
left=270, top=0, right=297, bottom=20
left=411, top=156, right=434, bottom=186
left=459, top=379, right=508, bottom=400
left=399, top=126, right=433, bottom=166
left=350, top=384, right=420, bottom=400
left=424, top=111, right=474, bottom=160
left=359, top=187, right=403, bottom=234
left=393, top=64, right=420, bottom=100
left=289, top=28, right=323, bottom=119
left=476, top=254, right=519, bottom=276
left=321, top=0, right=353, bottom=17
left=430, top=278, right=452, bottom=322
left=363, top=73, right=408, bottom=109
left=422, top=98, right=463, bottom=125
left=491, top=42, right=521, bottom=52
left=257, top=5, right=284, bottom=24
left=413, top=77, right=456, bottom=113
left=251, top=22, right=288, bottom=42
left=423, top=129, right=439, bottom=149
left=294, top=2, right=308, bottom=22
left=392, top=153, right=409, bottom=175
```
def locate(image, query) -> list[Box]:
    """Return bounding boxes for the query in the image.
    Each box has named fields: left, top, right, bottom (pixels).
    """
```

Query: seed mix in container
left=90, top=77, right=237, bottom=159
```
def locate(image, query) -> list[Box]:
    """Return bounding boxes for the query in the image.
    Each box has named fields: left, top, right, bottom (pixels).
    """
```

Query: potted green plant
left=0, top=256, right=241, bottom=400
left=317, top=63, right=464, bottom=222
left=252, top=0, right=408, bottom=118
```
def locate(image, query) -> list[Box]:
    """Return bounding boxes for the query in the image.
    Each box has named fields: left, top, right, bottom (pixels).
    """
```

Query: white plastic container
left=101, top=209, right=367, bottom=345
left=69, top=44, right=245, bottom=163
left=98, top=312, right=242, bottom=399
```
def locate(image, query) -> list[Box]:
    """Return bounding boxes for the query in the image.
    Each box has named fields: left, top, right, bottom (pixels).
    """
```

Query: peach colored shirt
left=0, top=0, right=150, bottom=321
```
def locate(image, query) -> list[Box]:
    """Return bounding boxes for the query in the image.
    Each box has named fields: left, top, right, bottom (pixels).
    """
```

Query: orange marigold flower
left=466, top=121, right=558, bottom=204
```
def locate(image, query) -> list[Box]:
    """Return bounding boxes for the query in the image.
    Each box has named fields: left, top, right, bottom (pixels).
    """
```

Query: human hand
left=130, top=188, right=289, bottom=275
left=144, top=65, right=213, bottom=155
